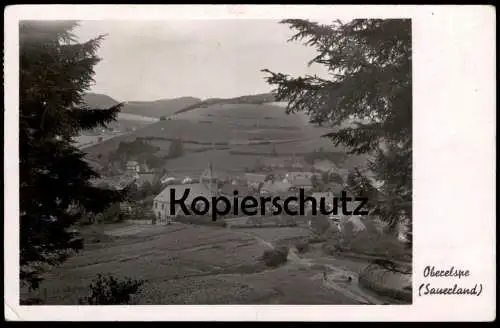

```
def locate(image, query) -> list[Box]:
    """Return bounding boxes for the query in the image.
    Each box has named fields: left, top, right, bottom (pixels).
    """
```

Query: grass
left=82, top=101, right=346, bottom=174
left=23, top=223, right=371, bottom=305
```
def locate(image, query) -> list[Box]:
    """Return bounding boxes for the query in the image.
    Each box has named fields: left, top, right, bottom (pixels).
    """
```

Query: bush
left=295, top=242, right=310, bottom=254
left=78, top=274, right=144, bottom=305
left=261, top=246, right=289, bottom=267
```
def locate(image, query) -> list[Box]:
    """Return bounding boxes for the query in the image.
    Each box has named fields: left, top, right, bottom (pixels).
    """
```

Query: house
left=135, top=171, right=156, bottom=188
left=260, top=180, right=292, bottom=196
left=289, top=177, right=313, bottom=191
left=160, top=175, right=178, bottom=185
left=284, top=171, right=316, bottom=183
left=152, top=181, right=218, bottom=224
left=313, top=159, right=340, bottom=173
left=220, top=181, right=253, bottom=197
left=126, top=160, right=140, bottom=174
left=244, top=173, right=268, bottom=188
left=152, top=162, right=219, bottom=224
left=262, top=157, right=286, bottom=169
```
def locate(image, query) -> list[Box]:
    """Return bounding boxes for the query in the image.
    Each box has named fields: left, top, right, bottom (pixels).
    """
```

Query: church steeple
left=199, top=162, right=217, bottom=194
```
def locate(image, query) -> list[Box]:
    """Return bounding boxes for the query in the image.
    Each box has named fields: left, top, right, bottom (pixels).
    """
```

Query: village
left=86, top=150, right=373, bottom=233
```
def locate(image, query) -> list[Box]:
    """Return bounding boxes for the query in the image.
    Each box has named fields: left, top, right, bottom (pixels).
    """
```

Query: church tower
left=200, top=161, right=217, bottom=195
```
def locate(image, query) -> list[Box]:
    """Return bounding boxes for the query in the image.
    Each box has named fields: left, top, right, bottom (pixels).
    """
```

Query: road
left=236, top=229, right=388, bottom=305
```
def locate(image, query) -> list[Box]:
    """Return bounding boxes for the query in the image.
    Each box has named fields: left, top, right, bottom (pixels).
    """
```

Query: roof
left=261, top=158, right=286, bottom=167
left=261, top=181, right=292, bottom=194
left=244, top=173, right=268, bottom=183
left=313, top=159, right=340, bottom=172
left=290, top=177, right=313, bottom=187
left=220, top=182, right=253, bottom=196
left=135, top=172, right=156, bottom=187
left=286, top=172, right=316, bottom=182
left=154, top=182, right=217, bottom=204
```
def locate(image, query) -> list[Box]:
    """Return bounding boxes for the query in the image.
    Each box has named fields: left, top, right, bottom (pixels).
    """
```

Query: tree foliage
left=19, top=20, right=126, bottom=290
left=262, top=19, right=412, bottom=234
left=167, top=138, right=184, bottom=159
left=78, top=274, right=144, bottom=305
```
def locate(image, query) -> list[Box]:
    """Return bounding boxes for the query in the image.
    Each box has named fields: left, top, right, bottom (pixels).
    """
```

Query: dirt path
left=239, top=230, right=386, bottom=305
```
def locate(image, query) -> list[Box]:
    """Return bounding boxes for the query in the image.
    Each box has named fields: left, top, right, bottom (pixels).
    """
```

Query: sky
left=74, top=20, right=331, bottom=102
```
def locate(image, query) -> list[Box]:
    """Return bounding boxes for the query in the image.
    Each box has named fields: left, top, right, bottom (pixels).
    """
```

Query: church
left=152, top=163, right=218, bottom=224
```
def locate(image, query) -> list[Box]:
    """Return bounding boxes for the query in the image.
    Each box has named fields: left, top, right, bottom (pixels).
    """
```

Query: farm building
left=152, top=162, right=219, bottom=224
left=152, top=182, right=218, bottom=224
left=244, top=173, right=268, bottom=188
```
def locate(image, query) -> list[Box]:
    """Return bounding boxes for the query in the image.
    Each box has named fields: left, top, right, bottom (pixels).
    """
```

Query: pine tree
left=19, top=20, right=126, bottom=290
left=262, top=19, right=412, bottom=238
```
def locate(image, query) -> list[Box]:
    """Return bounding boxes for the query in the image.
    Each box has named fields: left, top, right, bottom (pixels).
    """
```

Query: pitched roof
left=220, top=182, right=253, bottom=196
left=286, top=171, right=315, bottom=180
left=154, top=182, right=217, bottom=204
left=261, top=181, right=292, bottom=194
left=290, top=177, right=313, bottom=187
left=244, top=173, right=268, bottom=183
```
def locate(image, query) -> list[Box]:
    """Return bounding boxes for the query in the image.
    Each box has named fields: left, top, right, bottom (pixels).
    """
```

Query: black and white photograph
left=4, top=5, right=495, bottom=322
left=17, top=16, right=413, bottom=306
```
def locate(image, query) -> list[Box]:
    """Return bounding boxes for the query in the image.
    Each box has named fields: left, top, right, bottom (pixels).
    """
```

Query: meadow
left=24, top=223, right=370, bottom=305
left=82, top=101, right=352, bottom=177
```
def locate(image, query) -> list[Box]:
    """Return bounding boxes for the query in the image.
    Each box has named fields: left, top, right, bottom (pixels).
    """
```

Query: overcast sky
left=74, top=20, right=330, bottom=102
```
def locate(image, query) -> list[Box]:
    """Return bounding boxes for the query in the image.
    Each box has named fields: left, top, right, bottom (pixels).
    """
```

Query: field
left=23, top=223, right=383, bottom=305
left=82, top=101, right=359, bottom=176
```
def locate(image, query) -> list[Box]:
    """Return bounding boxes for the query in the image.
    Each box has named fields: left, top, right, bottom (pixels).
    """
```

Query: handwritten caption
left=418, top=266, right=483, bottom=296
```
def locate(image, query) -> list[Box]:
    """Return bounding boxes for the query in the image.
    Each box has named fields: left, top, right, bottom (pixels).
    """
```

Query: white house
left=152, top=162, right=218, bottom=224
left=152, top=182, right=217, bottom=224
left=126, top=160, right=140, bottom=174
left=244, top=173, right=268, bottom=189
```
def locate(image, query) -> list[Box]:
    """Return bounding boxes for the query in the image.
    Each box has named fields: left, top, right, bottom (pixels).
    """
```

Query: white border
left=4, top=5, right=496, bottom=322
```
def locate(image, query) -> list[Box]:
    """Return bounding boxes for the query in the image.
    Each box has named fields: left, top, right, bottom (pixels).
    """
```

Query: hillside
left=83, top=93, right=202, bottom=118
left=124, top=97, right=202, bottom=118
left=81, top=96, right=365, bottom=178
left=173, top=93, right=277, bottom=115
left=82, top=93, right=120, bottom=109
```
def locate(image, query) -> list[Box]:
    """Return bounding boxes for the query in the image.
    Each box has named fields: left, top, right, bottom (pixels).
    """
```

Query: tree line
left=19, top=18, right=412, bottom=303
